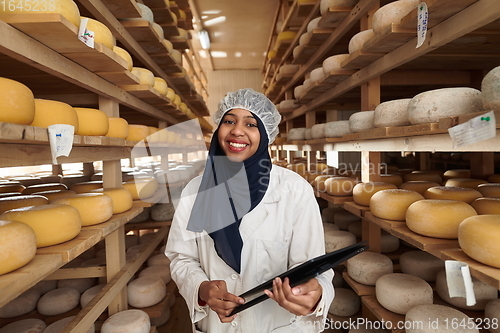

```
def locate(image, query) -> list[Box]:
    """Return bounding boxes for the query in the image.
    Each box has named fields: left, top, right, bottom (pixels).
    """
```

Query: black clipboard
left=228, top=241, right=369, bottom=316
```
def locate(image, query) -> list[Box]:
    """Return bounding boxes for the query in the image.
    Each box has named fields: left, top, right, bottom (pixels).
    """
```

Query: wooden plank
left=308, top=28, right=336, bottom=45
left=297, top=0, right=316, bottom=17
left=0, top=122, right=26, bottom=141
left=358, top=127, right=389, bottom=140
left=46, top=266, right=106, bottom=280
left=340, top=49, right=384, bottom=70
left=120, top=85, right=170, bottom=106
left=362, top=24, right=416, bottom=53
left=291, top=44, right=319, bottom=65
left=97, top=70, right=140, bottom=85
left=121, top=20, right=161, bottom=43
left=36, top=229, right=103, bottom=262
left=274, top=39, right=294, bottom=59
left=343, top=271, right=375, bottom=296
left=384, top=123, right=445, bottom=137
left=106, top=226, right=127, bottom=315
left=170, top=37, right=190, bottom=50
left=318, top=7, right=353, bottom=28
left=159, top=22, right=180, bottom=37
left=321, top=70, right=357, bottom=85
left=361, top=296, right=406, bottom=333
left=365, top=212, right=406, bottom=233
left=390, top=225, right=460, bottom=252
left=131, top=187, right=169, bottom=208
left=85, top=206, right=144, bottom=237
left=142, top=0, right=165, bottom=9
left=101, top=0, right=142, bottom=19
left=125, top=220, right=172, bottom=231
left=64, top=42, right=129, bottom=72
left=319, top=192, right=354, bottom=204
left=343, top=201, right=369, bottom=218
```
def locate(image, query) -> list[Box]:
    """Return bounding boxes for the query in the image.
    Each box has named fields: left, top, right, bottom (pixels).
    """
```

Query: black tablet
left=228, top=241, right=369, bottom=316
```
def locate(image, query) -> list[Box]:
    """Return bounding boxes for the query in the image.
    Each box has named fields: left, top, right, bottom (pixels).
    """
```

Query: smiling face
left=217, top=108, right=261, bottom=162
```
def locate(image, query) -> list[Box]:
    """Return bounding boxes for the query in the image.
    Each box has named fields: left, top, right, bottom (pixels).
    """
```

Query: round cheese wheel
left=459, top=215, right=500, bottom=268
left=325, top=177, right=357, bottom=196
left=403, top=172, right=442, bottom=184
left=89, top=188, right=133, bottom=214
left=74, top=108, right=109, bottom=136
left=334, top=210, right=360, bottom=230
left=311, top=123, right=326, bottom=139
left=423, top=186, right=482, bottom=204
left=399, top=251, right=444, bottom=282
left=0, top=195, right=49, bottom=214
left=126, top=124, right=150, bottom=142
left=347, top=251, right=393, bottom=285
left=82, top=17, right=115, bottom=49
left=323, top=54, right=350, bottom=73
left=161, top=39, right=173, bottom=53
left=487, top=174, right=500, bottom=183
left=44, top=316, right=94, bottom=333
left=106, top=117, right=129, bottom=139
left=346, top=220, right=361, bottom=237
left=353, top=182, right=398, bottom=206
left=323, top=222, right=340, bottom=232
left=471, top=197, right=500, bottom=214
left=485, top=299, right=500, bottom=333
left=279, top=100, right=300, bottom=111
left=70, top=181, right=103, bottom=193
left=381, top=233, right=400, bottom=253
left=279, top=64, right=300, bottom=75
left=31, top=99, right=79, bottom=132
left=321, top=206, right=344, bottom=223
left=294, top=85, right=305, bottom=99
left=81, top=257, right=106, bottom=267
left=0, top=288, right=39, bottom=318
left=379, top=174, right=403, bottom=187
left=0, top=318, right=46, bottom=333
left=372, top=0, right=420, bottom=33
left=374, top=99, right=412, bottom=127
left=125, top=234, right=139, bottom=249
left=370, top=189, right=424, bottom=221
left=324, top=230, right=356, bottom=253
left=80, top=284, right=105, bottom=308
left=348, top=29, right=374, bottom=54
left=33, top=279, right=57, bottom=295
left=0, top=183, right=25, bottom=193
left=328, top=287, right=360, bottom=316
left=277, top=31, right=297, bottom=41
left=147, top=253, right=170, bottom=267
left=129, top=207, right=151, bottom=223
left=443, top=169, right=470, bottom=180
left=101, top=309, right=150, bottom=333
left=57, top=278, right=95, bottom=294
left=37, top=287, right=80, bottom=316
left=131, top=68, right=155, bottom=87
left=151, top=202, right=175, bottom=221
left=349, top=111, right=375, bottom=133
left=376, top=273, right=433, bottom=315
left=444, top=178, right=488, bottom=189
left=128, top=276, right=166, bottom=308
left=288, top=128, right=308, bottom=141
left=125, top=3, right=154, bottom=23
left=138, top=265, right=171, bottom=284
left=0, top=0, right=81, bottom=28
left=307, top=17, right=322, bottom=33
left=324, top=120, right=352, bottom=138
left=400, top=181, right=441, bottom=195
left=481, top=66, right=500, bottom=111
left=436, top=270, right=498, bottom=310
left=0, top=204, right=81, bottom=247
left=0, top=78, right=35, bottom=125
left=151, top=22, right=164, bottom=40
left=123, top=178, right=159, bottom=200
left=52, top=193, right=113, bottom=226
left=0, top=221, right=37, bottom=275
left=477, top=183, right=500, bottom=198
left=113, top=46, right=133, bottom=71
left=405, top=304, right=479, bottom=333
left=22, top=183, right=67, bottom=195
left=310, top=67, right=326, bottom=83
left=153, top=77, right=168, bottom=96
left=406, top=199, right=477, bottom=239
left=320, top=0, right=358, bottom=15
left=408, top=88, right=483, bottom=124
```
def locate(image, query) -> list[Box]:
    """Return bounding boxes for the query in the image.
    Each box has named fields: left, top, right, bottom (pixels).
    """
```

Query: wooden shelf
left=318, top=7, right=353, bottom=28
left=126, top=220, right=172, bottom=231
left=318, top=192, right=354, bottom=204
left=343, top=201, right=370, bottom=218
left=101, top=0, right=142, bottom=19
left=342, top=271, right=376, bottom=296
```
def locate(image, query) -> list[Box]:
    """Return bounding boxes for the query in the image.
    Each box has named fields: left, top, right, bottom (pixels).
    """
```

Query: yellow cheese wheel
left=74, top=107, right=109, bottom=136
left=379, top=174, right=403, bottom=187
left=277, top=31, right=297, bottom=41
left=443, top=169, right=470, bottom=181
left=267, top=49, right=277, bottom=59
left=0, top=195, right=49, bottom=214
left=0, top=0, right=81, bottom=28
left=0, top=183, right=25, bottom=193
left=52, top=193, right=113, bottom=226
left=487, top=174, right=500, bottom=183
left=106, top=117, right=129, bottom=139
left=370, top=189, right=424, bottom=221
left=353, top=182, right=398, bottom=206
left=22, top=183, right=67, bottom=195
left=131, top=67, right=155, bottom=86
left=123, top=178, right=159, bottom=200
left=173, top=94, right=182, bottom=108
left=406, top=199, right=477, bottom=239
left=0, top=78, right=35, bottom=125
left=403, top=172, right=443, bottom=184
left=0, top=204, right=81, bottom=247
left=153, top=77, right=168, bottom=96
left=166, top=88, right=176, bottom=101
left=32, top=189, right=76, bottom=201
left=126, top=124, right=150, bottom=142
left=0, top=220, right=37, bottom=275
left=477, top=183, right=500, bottom=198
left=459, top=215, right=500, bottom=268
left=148, top=127, right=163, bottom=143
left=423, top=186, right=483, bottom=204
left=113, top=46, right=133, bottom=71
left=90, top=188, right=133, bottom=214
left=445, top=178, right=488, bottom=189
left=70, top=181, right=103, bottom=193
left=399, top=181, right=441, bottom=195
left=31, top=99, right=79, bottom=131
left=312, top=175, right=334, bottom=191
left=324, top=177, right=357, bottom=196
left=471, top=197, right=500, bottom=215
left=171, top=49, right=182, bottom=64
left=161, top=39, right=173, bottom=53
left=82, top=17, right=116, bottom=49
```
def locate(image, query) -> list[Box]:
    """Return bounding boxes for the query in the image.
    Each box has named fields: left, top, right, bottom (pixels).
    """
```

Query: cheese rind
left=37, top=287, right=80, bottom=316
left=101, top=309, right=151, bottom=333
left=477, top=183, right=500, bottom=198
left=374, top=99, right=412, bottom=127
left=126, top=124, right=150, bottom=142
left=0, top=195, right=49, bottom=214
left=106, top=117, right=129, bottom=139
left=325, top=177, right=357, bottom=196
left=0, top=220, right=37, bottom=275
left=370, top=189, right=424, bottom=221
left=349, top=111, right=375, bottom=133
left=423, top=186, right=482, bottom=204
left=0, top=289, right=40, bottom=318
left=399, top=251, right=444, bottom=282
left=127, top=276, right=166, bottom=308
left=122, top=178, right=159, bottom=200
left=90, top=188, right=133, bottom=214
left=458, top=215, right=500, bottom=268
left=0, top=78, right=35, bottom=125
left=52, top=193, right=113, bottom=226
left=113, top=46, right=133, bottom=71
left=328, top=288, right=360, bottom=316
left=353, top=182, right=398, bottom=206
left=405, top=304, right=479, bottom=333
left=31, top=99, right=79, bottom=132
left=131, top=68, right=155, bottom=87
left=399, top=181, right=441, bottom=195
left=0, top=0, right=81, bottom=28
left=471, top=197, right=500, bottom=214
left=348, top=29, right=374, bottom=54
left=74, top=107, right=109, bottom=136
left=347, top=251, right=393, bottom=285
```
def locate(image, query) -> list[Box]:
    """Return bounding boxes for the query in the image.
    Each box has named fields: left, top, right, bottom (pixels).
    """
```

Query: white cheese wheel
left=405, top=304, right=479, bottom=333
left=126, top=3, right=154, bottom=23
left=381, top=233, right=400, bottom=253
left=399, top=251, right=444, bottom=282
left=311, top=123, right=325, bottom=139
left=348, top=29, right=374, bottom=54
left=0, top=195, right=48, bottom=214
left=106, top=117, right=129, bottom=139
left=353, top=182, right=398, bottom=206
left=443, top=169, right=470, bottom=180
left=400, top=181, right=441, bottom=195
left=147, top=253, right=170, bottom=267
left=52, top=193, right=113, bottom=226
left=334, top=210, right=360, bottom=230
left=127, top=276, right=166, bottom=308
left=0, top=289, right=40, bottom=318
left=347, top=251, right=393, bottom=285
left=321, top=206, right=343, bottom=223
left=444, top=178, right=488, bottom=189
left=477, top=183, right=500, bottom=198
left=324, top=230, right=357, bottom=253
left=279, top=99, right=300, bottom=111
left=403, top=172, right=443, bottom=184
left=459, top=215, right=500, bottom=268
left=123, top=178, right=159, bottom=200
left=374, top=99, right=411, bottom=127
left=307, top=17, right=322, bottom=33
left=0, top=318, right=46, bottom=333
left=288, top=128, right=308, bottom=140
left=408, top=88, right=483, bottom=125
left=376, top=273, right=433, bottom=315
left=126, top=124, right=150, bottom=142
left=323, top=222, right=340, bottom=232
left=323, top=54, right=350, bottom=73
left=349, top=111, right=375, bottom=133
left=44, top=316, right=94, bottom=333
left=406, top=199, right=477, bottom=239
left=70, top=181, right=103, bottom=193
left=471, top=197, right=500, bottom=214
left=22, top=183, right=66, bottom=195
left=310, top=67, right=326, bottom=83
left=328, top=288, right=360, bottom=316
left=372, top=0, right=420, bottom=34
left=129, top=207, right=151, bottom=223
left=294, top=85, right=305, bottom=99
left=82, top=17, right=115, bottom=49
left=33, top=280, right=57, bottom=295
left=292, top=45, right=303, bottom=59
left=0, top=0, right=81, bottom=28
left=481, top=65, right=500, bottom=111
left=151, top=202, right=175, bottom=221
left=320, top=0, right=358, bottom=15
left=347, top=221, right=362, bottom=237
left=324, top=120, right=352, bottom=138
left=138, top=265, right=171, bottom=284
left=131, top=68, right=154, bottom=87
left=113, top=46, right=133, bottom=71
left=303, top=78, right=313, bottom=90
left=90, top=188, right=133, bottom=214
left=370, top=189, right=423, bottom=221
left=80, top=284, right=105, bottom=308
left=101, top=309, right=150, bottom=333
left=31, top=99, right=79, bottom=132
left=423, top=186, right=482, bottom=204
left=436, top=270, right=498, bottom=310
left=0, top=204, right=81, bottom=247
left=279, top=64, right=300, bottom=75
left=57, top=278, right=95, bottom=294
left=485, top=299, right=500, bottom=333
left=37, top=287, right=80, bottom=316
left=0, top=78, right=35, bottom=125
left=325, top=177, right=357, bottom=196
left=74, top=107, right=109, bottom=136
left=153, top=77, right=168, bottom=96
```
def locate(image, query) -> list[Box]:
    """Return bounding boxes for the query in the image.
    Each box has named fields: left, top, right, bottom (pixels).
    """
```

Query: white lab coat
left=165, top=165, right=334, bottom=333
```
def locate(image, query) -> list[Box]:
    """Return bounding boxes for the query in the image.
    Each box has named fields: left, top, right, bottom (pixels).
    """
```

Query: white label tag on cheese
left=445, top=260, right=476, bottom=306
left=448, top=110, right=496, bottom=148
left=78, top=17, right=95, bottom=48
left=416, top=2, right=428, bottom=48
left=326, top=150, right=339, bottom=168
left=48, top=124, right=75, bottom=164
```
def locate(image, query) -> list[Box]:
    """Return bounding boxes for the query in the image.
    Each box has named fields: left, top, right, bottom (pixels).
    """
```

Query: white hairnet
left=214, top=88, right=282, bottom=143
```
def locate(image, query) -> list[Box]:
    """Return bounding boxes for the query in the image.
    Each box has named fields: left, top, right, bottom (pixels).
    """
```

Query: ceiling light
left=211, top=51, right=227, bottom=58
left=202, top=10, right=221, bottom=15
left=235, top=52, right=242, bottom=57
left=198, top=29, right=211, bottom=50
left=198, top=50, right=208, bottom=58
left=204, top=16, right=226, bottom=26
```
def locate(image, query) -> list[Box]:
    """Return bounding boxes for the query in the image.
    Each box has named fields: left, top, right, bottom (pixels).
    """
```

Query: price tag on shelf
left=416, top=2, right=428, bottom=48
left=448, top=110, right=496, bottom=148
left=445, top=260, right=476, bottom=306
left=78, top=17, right=95, bottom=48
left=48, top=124, right=74, bottom=164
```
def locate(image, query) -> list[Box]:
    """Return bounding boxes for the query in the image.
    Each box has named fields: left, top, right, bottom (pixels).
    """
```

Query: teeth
left=229, top=142, right=247, bottom=148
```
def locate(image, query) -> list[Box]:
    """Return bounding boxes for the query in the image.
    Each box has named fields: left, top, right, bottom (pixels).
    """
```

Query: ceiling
left=189, top=0, right=280, bottom=71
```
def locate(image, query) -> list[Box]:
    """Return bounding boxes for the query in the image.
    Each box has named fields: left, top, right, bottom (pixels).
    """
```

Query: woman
left=165, top=88, right=334, bottom=332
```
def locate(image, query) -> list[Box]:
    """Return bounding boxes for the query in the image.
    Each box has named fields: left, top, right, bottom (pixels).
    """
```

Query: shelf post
left=470, top=152, right=494, bottom=180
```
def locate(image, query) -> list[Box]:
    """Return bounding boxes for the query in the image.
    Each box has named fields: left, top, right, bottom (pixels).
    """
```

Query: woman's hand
left=199, top=280, right=245, bottom=323
left=264, top=277, right=322, bottom=316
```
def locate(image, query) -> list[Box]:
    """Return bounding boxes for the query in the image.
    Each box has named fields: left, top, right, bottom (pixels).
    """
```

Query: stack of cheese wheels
left=101, top=309, right=150, bottom=333
left=80, top=284, right=105, bottom=308
left=0, top=0, right=81, bottom=28
left=22, top=183, right=67, bottom=194
left=374, top=99, right=412, bottom=127
left=37, top=287, right=80, bottom=316
left=334, top=210, right=360, bottom=230
left=31, top=99, right=79, bottom=132
left=481, top=65, right=500, bottom=111
left=443, top=169, right=470, bottom=181
left=70, top=180, right=103, bottom=193
left=405, top=304, right=480, bottom=333
left=324, top=120, right=352, bottom=138
left=113, top=46, right=133, bottom=71
left=376, top=273, right=433, bottom=315
left=399, top=251, right=444, bottom=282
left=353, top=182, right=397, bottom=206
left=408, top=87, right=483, bottom=124
left=372, top=0, right=420, bottom=33
left=90, top=188, right=133, bottom=214
left=436, top=270, right=498, bottom=310
left=0, top=289, right=40, bottom=318
left=459, top=215, right=500, bottom=268
left=328, top=288, right=360, bottom=317
left=52, top=193, right=113, bottom=226
left=423, top=186, right=482, bottom=204
left=0, top=195, right=48, bottom=214
left=324, top=177, right=357, bottom=196
left=44, top=316, right=94, bottom=333
left=320, top=0, right=358, bottom=15
left=81, top=17, right=116, bottom=49
left=370, top=189, right=424, bottom=221
left=128, top=276, right=166, bottom=308
left=0, top=220, right=37, bottom=275
left=106, top=117, right=129, bottom=139
left=400, top=180, right=441, bottom=195
left=126, top=124, right=150, bottom=142
left=131, top=67, right=155, bottom=87
left=444, top=178, right=488, bottom=189
left=0, top=204, right=81, bottom=247
left=406, top=199, right=477, bottom=239
left=348, top=110, right=375, bottom=133
left=348, top=29, right=374, bottom=53
left=347, top=251, right=393, bottom=285
left=0, top=318, right=46, bottom=333
left=74, top=108, right=109, bottom=136
left=471, top=197, right=500, bottom=214
left=123, top=177, right=159, bottom=200
left=403, top=171, right=443, bottom=184
left=0, top=78, right=36, bottom=125
left=324, top=230, right=356, bottom=252
left=485, top=300, right=500, bottom=333
left=477, top=183, right=500, bottom=197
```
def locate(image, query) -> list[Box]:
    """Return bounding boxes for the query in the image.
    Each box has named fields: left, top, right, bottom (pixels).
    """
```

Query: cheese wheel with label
left=70, top=181, right=103, bottom=193
left=0, top=318, right=46, bottom=333
left=0, top=204, right=81, bottom=247
left=400, top=181, right=441, bottom=195
left=52, top=193, right=113, bottom=226
left=106, top=117, right=129, bottom=139
left=372, top=0, right=420, bottom=33
left=0, top=220, right=37, bottom=275
left=82, top=17, right=115, bottom=49
left=444, top=178, right=488, bottom=189
left=0, top=288, right=40, bottom=318
left=0, top=0, right=81, bottom=28
left=347, top=251, right=393, bottom=285
left=126, top=124, right=150, bottom=142
left=113, top=46, right=133, bottom=71
left=131, top=68, right=155, bottom=87
left=37, top=287, right=80, bottom=316
left=353, top=182, right=398, bottom=206
left=370, top=189, right=424, bottom=221
left=405, top=304, right=479, bottom=333
left=123, top=178, right=159, bottom=200
left=74, top=107, right=109, bottom=136
left=423, top=186, right=482, bottom=204
left=101, top=309, right=150, bottom=333
left=471, top=197, right=500, bottom=214
left=90, top=188, right=133, bottom=214
left=0, top=78, right=35, bottom=125
left=31, top=99, right=79, bottom=132
left=0, top=195, right=48, bottom=214
left=459, top=215, right=500, bottom=268
left=128, top=276, right=166, bottom=308
left=399, top=251, right=444, bottom=282
left=22, top=183, right=67, bottom=195
left=349, top=111, right=375, bottom=133
left=374, top=99, right=412, bottom=127
left=477, top=183, right=500, bottom=198
left=325, top=177, right=357, bottom=196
